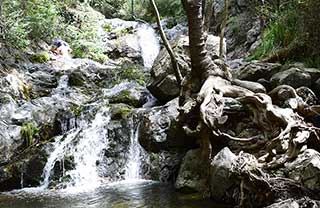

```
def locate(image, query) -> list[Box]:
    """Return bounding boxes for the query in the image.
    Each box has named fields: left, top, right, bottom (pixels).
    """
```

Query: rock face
left=175, top=149, right=208, bottom=193
left=148, top=35, right=225, bottom=103
left=285, top=149, right=320, bottom=191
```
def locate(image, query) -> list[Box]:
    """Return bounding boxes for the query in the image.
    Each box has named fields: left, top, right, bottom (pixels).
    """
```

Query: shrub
left=250, top=0, right=320, bottom=67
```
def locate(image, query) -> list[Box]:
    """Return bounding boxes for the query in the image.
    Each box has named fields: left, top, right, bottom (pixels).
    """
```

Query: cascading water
left=125, top=122, right=145, bottom=180
left=40, top=107, right=110, bottom=191
left=137, top=24, right=160, bottom=69
left=30, top=19, right=159, bottom=191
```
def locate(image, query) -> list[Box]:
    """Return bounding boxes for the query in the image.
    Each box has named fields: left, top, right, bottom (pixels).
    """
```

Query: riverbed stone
left=105, top=81, right=153, bottom=108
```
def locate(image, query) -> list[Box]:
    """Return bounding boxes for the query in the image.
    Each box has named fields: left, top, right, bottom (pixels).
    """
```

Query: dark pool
left=0, top=181, right=229, bottom=208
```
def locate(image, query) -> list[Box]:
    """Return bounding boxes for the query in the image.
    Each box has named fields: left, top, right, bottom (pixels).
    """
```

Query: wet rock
left=109, top=103, right=133, bottom=120
left=144, top=151, right=184, bottom=183
left=285, top=149, right=320, bottom=191
left=233, top=62, right=282, bottom=82
left=138, top=98, right=196, bottom=153
left=68, top=69, right=87, bottom=87
left=210, top=147, right=237, bottom=200
left=148, top=35, right=224, bottom=103
left=175, top=149, right=208, bottom=193
left=270, top=68, right=312, bottom=89
left=0, top=144, right=49, bottom=191
left=100, top=119, right=131, bottom=181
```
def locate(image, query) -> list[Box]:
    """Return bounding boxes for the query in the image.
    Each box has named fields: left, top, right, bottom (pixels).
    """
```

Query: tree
left=179, top=0, right=320, bottom=205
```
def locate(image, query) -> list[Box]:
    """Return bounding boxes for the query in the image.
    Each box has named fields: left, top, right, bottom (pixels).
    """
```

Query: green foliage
left=250, top=6, right=299, bottom=60
left=115, top=0, right=185, bottom=23
left=21, top=122, right=39, bottom=147
left=250, top=0, right=320, bottom=67
left=31, top=52, right=50, bottom=63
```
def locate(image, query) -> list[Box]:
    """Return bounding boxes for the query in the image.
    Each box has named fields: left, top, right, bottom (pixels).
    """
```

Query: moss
left=30, top=52, right=50, bottom=63
left=21, top=122, right=39, bottom=147
left=112, top=64, right=147, bottom=86
left=109, top=90, right=141, bottom=107
left=110, top=104, right=133, bottom=120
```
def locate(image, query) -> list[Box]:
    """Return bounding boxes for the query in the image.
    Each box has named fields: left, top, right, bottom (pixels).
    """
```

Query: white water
left=125, top=122, right=143, bottom=180
left=40, top=107, right=110, bottom=191
left=137, top=25, right=160, bottom=69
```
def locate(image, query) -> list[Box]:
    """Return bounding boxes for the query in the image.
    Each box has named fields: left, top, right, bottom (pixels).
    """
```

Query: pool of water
left=0, top=181, right=229, bottom=208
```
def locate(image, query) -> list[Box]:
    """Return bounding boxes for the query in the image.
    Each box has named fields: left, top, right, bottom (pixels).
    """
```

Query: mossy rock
left=109, top=90, right=141, bottom=107
left=109, top=103, right=133, bottom=120
left=30, top=52, right=50, bottom=63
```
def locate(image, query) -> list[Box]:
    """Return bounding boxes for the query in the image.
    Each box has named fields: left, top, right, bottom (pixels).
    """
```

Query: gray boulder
left=138, top=98, right=195, bottom=153
left=265, top=198, right=320, bottom=208
left=105, top=81, right=153, bottom=108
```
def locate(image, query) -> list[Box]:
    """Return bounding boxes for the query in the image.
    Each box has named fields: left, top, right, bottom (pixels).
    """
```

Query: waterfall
left=125, top=122, right=142, bottom=180
left=40, top=107, right=110, bottom=190
left=137, top=24, right=160, bottom=69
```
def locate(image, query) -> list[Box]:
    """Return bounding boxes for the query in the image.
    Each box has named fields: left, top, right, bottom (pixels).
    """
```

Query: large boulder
left=148, top=35, right=225, bottom=103
left=0, top=144, right=49, bottom=191
left=138, top=98, right=196, bottom=153
left=143, top=150, right=184, bottom=183
left=285, top=149, right=320, bottom=191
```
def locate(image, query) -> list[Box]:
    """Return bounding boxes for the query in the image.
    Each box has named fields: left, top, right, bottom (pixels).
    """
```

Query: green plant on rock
left=250, top=0, right=320, bottom=67
left=30, top=52, right=50, bottom=63
left=21, top=122, right=39, bottom=147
